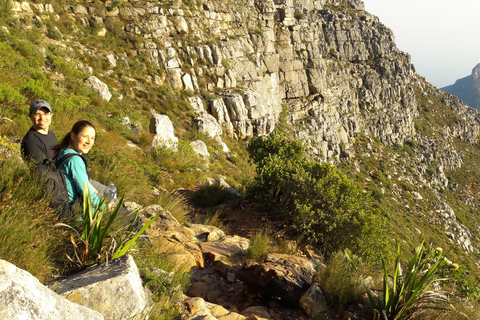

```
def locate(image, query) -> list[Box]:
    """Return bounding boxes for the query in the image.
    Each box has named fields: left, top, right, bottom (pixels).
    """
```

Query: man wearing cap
left=21, top=99, right=57, bottom=163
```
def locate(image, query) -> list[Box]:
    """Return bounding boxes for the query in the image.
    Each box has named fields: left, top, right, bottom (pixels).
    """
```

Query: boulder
left=183, top=297, right=247, bottom=320
left=189, top=223, right=226, bottom=242
left=235, top=254, right=317, bottom=305
left=193, top=111, right=224, bottom=138
left=204, top=177, right=242, bottom=197
left=190, top=140, right=210, bottom=157
left=240, top=306, right=271, bottom=319
left=199, top=235, right=249, bottom=261
left=84, top=76, right=112, bottom=102
left=48, top=255, right=151, bottom=320
left=299, top=284, right=328, bottom=318
left=0, top=259, right=104, bottom=320
left=150, top=113, right=179, bottom=150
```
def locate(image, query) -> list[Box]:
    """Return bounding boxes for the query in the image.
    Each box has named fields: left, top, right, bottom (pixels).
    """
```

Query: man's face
left=29, top=108, right=52, bottom=133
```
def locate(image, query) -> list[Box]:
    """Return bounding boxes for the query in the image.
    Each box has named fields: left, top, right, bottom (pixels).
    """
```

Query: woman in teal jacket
left=53, top=120, right=105, bottom=210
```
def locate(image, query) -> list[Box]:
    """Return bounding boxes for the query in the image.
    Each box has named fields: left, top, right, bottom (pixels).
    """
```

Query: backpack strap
left=55, top=153, right=88, bottom=177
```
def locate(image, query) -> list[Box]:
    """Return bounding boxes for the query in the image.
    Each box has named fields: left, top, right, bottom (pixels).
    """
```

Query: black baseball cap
left=29, top=100, right=52, bottom=114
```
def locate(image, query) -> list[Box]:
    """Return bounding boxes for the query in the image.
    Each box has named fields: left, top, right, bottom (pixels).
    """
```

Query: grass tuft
left=245, top=230, right=271, bottom=262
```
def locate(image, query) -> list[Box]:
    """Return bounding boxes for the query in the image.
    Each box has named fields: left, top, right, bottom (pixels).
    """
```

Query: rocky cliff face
left=10, top=0, right=480, bottom=256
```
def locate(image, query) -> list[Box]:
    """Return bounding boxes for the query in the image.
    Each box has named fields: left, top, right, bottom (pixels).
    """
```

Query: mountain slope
left=1, top=0, right=480, bottom=282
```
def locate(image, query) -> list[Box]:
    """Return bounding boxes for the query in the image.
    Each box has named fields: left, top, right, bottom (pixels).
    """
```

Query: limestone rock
left=84, top=76, right=112, bottom=102
left=0, top=259, right=104, bottom=320
left=150, top=113, right=179, bottom=150
left=48, top=255, right=150, bottom=320
left=190, top=140, right=209, bottom=157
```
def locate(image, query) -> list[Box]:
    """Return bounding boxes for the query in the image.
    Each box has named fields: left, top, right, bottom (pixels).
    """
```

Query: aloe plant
left=56, top=186, right=163, bottom=267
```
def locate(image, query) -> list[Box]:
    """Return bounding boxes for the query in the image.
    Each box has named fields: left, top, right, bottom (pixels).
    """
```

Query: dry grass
left=245, top=229, right=271, bottom=262
left=0, top=157, right=66, bottom=282
left=316, top=251, right=366, bottom=313
left=151, top=191, right=189, bottom=225
left=408, top=298, right=479, bottom=320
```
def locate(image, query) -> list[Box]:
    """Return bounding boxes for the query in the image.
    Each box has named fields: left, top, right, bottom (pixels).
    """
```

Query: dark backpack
left=37, top=153, right=87, bottom=215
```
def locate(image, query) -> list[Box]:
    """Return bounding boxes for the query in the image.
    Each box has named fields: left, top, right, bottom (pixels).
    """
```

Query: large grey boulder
left=190, top=140, right=209, bottom=157
left=0, top=259, right=104, bottom=320
left=85, top=75, right=112, bottom=102
left=48, top=255, right=151, bottom=320
left=150, top=113, right=179, bottom=150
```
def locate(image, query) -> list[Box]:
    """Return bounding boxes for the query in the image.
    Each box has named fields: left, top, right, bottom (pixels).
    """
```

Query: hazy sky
left=361, top=0, right=480, bottom=88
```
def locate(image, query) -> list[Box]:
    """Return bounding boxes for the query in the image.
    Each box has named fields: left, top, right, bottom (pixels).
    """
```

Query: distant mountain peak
left=441, top=63, right=480, bottom=110
left=472, top=63, right=480, bottom=80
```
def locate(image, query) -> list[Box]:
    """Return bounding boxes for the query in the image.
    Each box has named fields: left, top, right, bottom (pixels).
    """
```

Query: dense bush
left=0, top=0, right=12, bottom=24
left=247, top=130, right=392, bottom=261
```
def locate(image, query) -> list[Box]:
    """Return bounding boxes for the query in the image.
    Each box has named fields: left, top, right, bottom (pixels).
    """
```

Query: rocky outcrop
left=9, top=0, right=480, bottom=274
left=0, top=259, right=104, bottom=320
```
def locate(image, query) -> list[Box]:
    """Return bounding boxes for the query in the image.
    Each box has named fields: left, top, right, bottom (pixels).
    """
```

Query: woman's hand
left=107, top=200, right=116, bottom=211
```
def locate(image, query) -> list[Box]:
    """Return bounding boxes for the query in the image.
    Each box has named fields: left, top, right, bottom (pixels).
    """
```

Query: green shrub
left=152, top=140, right=201, bottom=173
left=47, top=25, right=62, bottom=41
left=294, top=9, right=305, bottom=20
left=191, top=184, right=236, bottom=207
left=247, top=130, right=392, bottom=261
left=0, top=0, right=12, bottom=23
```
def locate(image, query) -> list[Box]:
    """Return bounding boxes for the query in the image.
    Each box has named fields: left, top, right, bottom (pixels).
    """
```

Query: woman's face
left=70, top=126, right=95, bottom=154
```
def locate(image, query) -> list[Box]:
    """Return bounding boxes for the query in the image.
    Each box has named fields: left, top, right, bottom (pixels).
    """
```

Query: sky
left=361, top=0, right=480, bottom=88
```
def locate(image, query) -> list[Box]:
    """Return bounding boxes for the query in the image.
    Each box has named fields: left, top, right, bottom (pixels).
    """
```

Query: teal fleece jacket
left=57, top=148, right=102, bottom=210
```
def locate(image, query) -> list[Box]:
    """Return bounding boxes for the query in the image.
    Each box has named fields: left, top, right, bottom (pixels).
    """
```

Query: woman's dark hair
left=53, top=120, right=96, bottom=156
